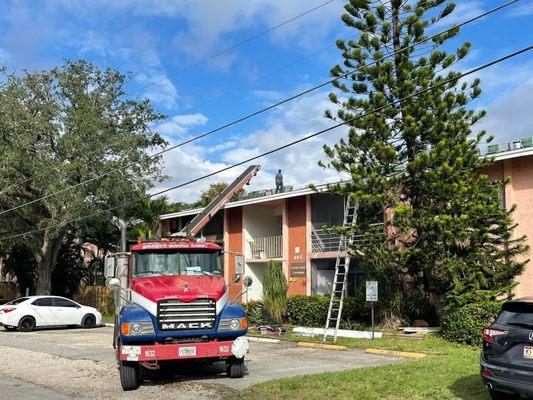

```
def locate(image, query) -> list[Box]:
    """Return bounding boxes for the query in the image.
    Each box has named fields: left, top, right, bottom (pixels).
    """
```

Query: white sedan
left=0, top=296, right=102, bottom=332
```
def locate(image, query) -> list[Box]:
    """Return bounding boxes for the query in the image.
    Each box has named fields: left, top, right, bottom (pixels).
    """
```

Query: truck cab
left=106, top=240, right=250, bottom=390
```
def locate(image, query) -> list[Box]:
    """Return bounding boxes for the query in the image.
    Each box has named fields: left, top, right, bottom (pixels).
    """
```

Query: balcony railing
left=249, top=235, right=283, bottom=259
left=311, top=224, right=383, bottom=253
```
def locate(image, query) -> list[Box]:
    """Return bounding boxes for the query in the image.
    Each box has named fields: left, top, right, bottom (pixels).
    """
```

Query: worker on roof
left=275, top=169, right=283, bottom=193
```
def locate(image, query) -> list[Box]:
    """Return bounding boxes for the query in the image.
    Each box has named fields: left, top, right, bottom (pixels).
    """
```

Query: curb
left=246, top=336, right=281, bottom=344
left=365, top=348, right=426, bottom=359
left=297, top=341, right=347, bottom=351
left=104, top=323, right=114, bottom=327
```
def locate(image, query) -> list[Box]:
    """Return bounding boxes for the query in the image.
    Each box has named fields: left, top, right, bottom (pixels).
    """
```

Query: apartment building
left=160, top=139, right=533, bottom=301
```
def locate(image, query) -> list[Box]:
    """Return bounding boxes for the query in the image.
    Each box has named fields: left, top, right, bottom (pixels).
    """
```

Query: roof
left=131, top=241, right=222, bottom=251
left=160, top=181, right=332, bottom=220
left=491, top=146, right=533, bottom=162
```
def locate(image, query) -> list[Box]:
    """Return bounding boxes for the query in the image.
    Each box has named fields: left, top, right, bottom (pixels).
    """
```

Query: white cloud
left=156, top=113, right=208, bottom=138
left=154, top=90, right=347, bottom=203
left=476, top=83, right=533, bottom=146
left=506, top=3, right=533, bottom=17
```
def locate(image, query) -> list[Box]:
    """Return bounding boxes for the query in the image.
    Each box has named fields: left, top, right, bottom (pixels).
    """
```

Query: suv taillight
left=482, top=327, right=508, bottom=343
left=2, top=307, right=15, bottom=313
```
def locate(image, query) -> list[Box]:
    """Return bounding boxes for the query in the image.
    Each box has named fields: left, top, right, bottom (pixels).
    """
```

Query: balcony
left=311, top=225, right=383, bottom=254
left=248, top=235, right=283, bottom=260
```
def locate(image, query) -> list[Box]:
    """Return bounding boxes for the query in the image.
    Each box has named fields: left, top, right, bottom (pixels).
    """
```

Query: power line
left=1, top=44, right=531, bottom=242
left=130, top=0, right=340, bottom=96
left=0, top=0, right=342, bottom=195
left=0, top=0, right=517, bottom=218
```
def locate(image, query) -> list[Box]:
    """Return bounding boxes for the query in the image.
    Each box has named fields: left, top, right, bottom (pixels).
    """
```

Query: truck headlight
left=219, top=317, right=247, bottom=331
left=121, top=321, right=155, bottom=335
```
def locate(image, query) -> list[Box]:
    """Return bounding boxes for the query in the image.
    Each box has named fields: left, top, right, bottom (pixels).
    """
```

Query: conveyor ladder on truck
left=175, top=165, right=261, bottom=239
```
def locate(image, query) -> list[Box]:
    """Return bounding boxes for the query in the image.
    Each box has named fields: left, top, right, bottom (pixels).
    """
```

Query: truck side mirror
left=104, top=257, right=116, bottom=278
left=243, top=276, right=253, bottom=288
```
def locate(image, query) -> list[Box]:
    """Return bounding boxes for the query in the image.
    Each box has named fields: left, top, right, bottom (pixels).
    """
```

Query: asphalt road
left=0, top=326, right=402, bottom=399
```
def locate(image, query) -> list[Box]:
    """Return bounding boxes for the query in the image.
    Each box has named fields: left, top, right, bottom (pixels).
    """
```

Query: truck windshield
left=132, top=251, right=223, bottom=278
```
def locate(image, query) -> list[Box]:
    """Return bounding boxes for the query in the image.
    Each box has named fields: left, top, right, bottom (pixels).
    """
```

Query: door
left=53, top=298, right=82, bottom=325
left=30, top=297, right=59, bottom=326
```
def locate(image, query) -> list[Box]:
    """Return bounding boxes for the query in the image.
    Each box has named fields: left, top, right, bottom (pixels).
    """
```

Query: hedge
left=441, top=300, right=502, bottom=345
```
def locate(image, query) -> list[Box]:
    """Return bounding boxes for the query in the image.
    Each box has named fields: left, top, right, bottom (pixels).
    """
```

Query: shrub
left=441, top=300, right=502, bottom=345
left=403, top=294, right=438, bottom=326
left=286, top=294, right=369, bottom=328
left=262, top=261, right=288, bottom=324
left=286, top=295, right=329, bottom=327
left=243, top=301, right=273, bottom=326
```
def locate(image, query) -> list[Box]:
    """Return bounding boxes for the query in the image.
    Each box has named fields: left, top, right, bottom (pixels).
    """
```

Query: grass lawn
left=101, top=314, right=115, bottom=324
left=240, top=334, right=488, bottom=400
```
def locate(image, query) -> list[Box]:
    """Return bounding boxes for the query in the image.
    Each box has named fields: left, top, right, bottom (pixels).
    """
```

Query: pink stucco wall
left=481, top=155, right=533, bottom=298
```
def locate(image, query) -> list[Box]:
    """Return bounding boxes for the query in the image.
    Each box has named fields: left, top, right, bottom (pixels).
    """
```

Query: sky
left=0, top=0, right=532, bottom=203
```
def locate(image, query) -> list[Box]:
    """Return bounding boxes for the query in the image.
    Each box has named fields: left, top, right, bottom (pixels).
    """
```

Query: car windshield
left=132, top=250, right=223, bottom=278
left=5, top=297, right=29, bottom=305
left=496, top=302, right=533, bottom=327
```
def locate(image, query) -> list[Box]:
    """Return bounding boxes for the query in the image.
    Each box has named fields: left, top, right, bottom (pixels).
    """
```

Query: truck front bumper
left=119, top=337, right=248, bottom=362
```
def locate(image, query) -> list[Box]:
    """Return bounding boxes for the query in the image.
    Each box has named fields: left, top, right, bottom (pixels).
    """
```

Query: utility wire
left=131, top=0, right=340, bottom=96
left=0, top=0, right=342, bottom=195
left=0, top=0, right=517, bottom=218
left=1, top=44, right=531, bottom=242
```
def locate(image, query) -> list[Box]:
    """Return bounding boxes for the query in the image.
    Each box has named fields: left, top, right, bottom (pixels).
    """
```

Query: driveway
left=0, top=326, right=402, bottom=399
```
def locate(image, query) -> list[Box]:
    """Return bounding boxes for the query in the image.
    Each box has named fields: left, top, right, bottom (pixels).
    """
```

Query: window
left=54, top=298, right=78, bottom=308
left=6, top=297, right=29, bottom=305
left=496, top=302, right=533, bottom=328
left=132, top=250, right=223, bottom=278
left=32, top=298, right=54, bottom=307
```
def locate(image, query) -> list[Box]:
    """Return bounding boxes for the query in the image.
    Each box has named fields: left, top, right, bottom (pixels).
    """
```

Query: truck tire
left=227, top=357, right=245, bottom=378
left=18, top=316, right=36, bottom=332
left=119, top=361, right=140, bottom=391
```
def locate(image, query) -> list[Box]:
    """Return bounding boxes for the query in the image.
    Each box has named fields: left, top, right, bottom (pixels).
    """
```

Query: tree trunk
left=35, top=231, right=62, bottom=295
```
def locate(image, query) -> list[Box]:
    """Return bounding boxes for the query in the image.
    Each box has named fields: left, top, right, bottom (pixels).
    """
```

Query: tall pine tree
left=321, top=0, right=528, bottom=325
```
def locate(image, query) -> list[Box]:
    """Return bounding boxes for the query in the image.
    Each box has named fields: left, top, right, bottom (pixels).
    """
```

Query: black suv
left=481, top=297, right=533, bottom=399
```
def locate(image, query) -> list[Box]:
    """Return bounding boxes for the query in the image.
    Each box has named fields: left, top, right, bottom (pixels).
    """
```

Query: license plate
left=178, top=346, right=197, bottom=357
left=524, top=346, right=533, bottom=359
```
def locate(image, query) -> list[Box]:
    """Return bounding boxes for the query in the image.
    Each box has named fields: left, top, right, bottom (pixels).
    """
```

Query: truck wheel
left=227, top=357, right=245, bottom=378
left=119, top=361, right=140, bottom=391
left=18, top=316, right=36, bottom=332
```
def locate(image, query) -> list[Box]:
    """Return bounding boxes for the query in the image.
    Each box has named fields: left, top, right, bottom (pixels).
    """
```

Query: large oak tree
left=0, top=60, right=166, bottom=294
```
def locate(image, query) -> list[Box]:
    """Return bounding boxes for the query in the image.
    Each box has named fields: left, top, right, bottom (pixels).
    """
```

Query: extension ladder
left=323, top=196, right=358, bottom=342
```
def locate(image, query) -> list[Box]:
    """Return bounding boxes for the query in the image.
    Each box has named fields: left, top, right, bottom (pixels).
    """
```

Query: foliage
left=52, top=241, right=88, bottom=298
left=0, top=60, right=167, bottom=294
left=0, top=244, right=36, bottom=294
left=243, top=301, right=274, bottom=326
left=286, top=294, right=370, bottom=328
left=262, top=261, right=288, bottom=324
left=320, top=0, right=528, bottom=325
left=403, top=293, right=438, bottom=326
left=195, top=182, right=245, bottom=208
left=441, top=300, right=502, bottom=345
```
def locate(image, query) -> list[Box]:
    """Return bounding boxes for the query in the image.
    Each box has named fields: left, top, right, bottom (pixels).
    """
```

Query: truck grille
left=157, top=299, right=216, bottom=330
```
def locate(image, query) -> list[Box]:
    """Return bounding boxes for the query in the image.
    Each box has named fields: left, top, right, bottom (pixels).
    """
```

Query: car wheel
left=18, top=316, right=36, bottom=332
left=81, top=314, right=96, bottom=329
left=119, top=361, right=140, bottom=391
left=227, top=357, right=245, bottom=378
left=489, top=389, right=519, bottom=400
left=4, top=326, right=17, bottom=332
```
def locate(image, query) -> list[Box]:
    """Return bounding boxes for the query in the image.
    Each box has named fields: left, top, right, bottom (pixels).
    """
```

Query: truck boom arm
left=179, top=165, right=260, bottom=238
